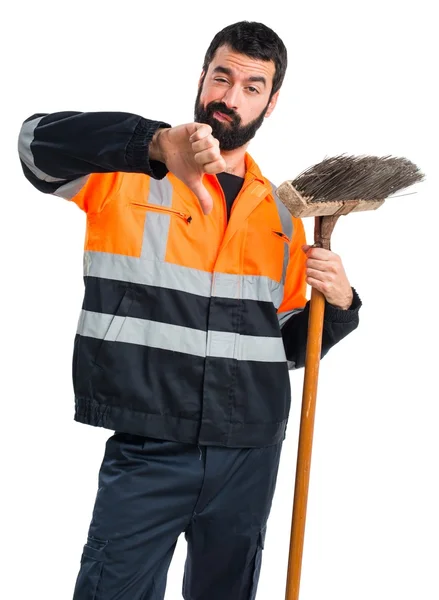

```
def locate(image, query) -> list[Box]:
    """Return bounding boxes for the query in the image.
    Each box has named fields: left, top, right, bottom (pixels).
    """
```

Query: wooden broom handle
left=285, top=286, right=325, bottom=600
left=285, top=215, right=338, bottom=600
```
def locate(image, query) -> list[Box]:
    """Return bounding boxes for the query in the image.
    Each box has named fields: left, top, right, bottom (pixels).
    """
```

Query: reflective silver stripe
left=84, top=251, right=285, bottom=308
left=270, top=284, right=285, bottom=310
left=18, top=116, right=66, bottom=183
left=148, top=177, right=173, bottom=208
left=141, top=178, right=173, bottom=260
left=207, top=330, right=286, bottom=362
left=277, top=308, right=305, bottom=329
left=54, top=175, right=90, bottom=199
left=78, top=310, right=286, bottom=362
left=141, top=212, right=171, bottom=261
left=78, top=310, right=207, bottom=357
left=271, top=182, right=293, bottom=285
left=271, top=182, right=293, bottom=241
left=212, top=272, right=284, bottom=307
left=84, top=252, right=212, bottom=296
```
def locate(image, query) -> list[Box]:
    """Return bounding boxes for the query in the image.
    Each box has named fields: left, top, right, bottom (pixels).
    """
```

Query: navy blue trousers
left=72, top=433, right=282, bottom=600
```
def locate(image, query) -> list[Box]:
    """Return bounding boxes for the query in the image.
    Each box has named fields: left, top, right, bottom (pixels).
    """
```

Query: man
left=18, top=20, right=361, bottom=600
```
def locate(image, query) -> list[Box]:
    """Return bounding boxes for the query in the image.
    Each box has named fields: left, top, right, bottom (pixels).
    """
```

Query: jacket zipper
left=130, top=202, right=192, bottom=224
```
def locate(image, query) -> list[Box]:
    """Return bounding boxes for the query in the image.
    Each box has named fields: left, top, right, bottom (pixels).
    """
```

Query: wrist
left=150, top=127, right=169, bottom=163
left=330, top=288, right=354, bottom=311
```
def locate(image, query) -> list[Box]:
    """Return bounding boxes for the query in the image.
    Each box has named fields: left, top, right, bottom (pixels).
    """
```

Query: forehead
left=208, top=45, right=275, bottom=82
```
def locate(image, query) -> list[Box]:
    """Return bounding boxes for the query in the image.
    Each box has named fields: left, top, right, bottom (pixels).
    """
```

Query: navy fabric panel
left=83, top=276, right=209, bottom=331
left=73, top=336, right=204, bottom=439
left=281, top=288, right=362, bottom=367
left=198, top=354, right=290, bottom=447
left=208, top=295, right=281, bottom=337
left=19, top=161, right=69, bottom=194
left=82, top=276, right=281, bottom=337
left=73, top=334, right=289, bottom=447
left=31, top=111, right=139, bottom=178
left=28, top=111, right=171, bottom=179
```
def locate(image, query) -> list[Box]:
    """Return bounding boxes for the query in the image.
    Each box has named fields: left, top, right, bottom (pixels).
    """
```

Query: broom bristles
left=292, top=155, right=425, bottom=203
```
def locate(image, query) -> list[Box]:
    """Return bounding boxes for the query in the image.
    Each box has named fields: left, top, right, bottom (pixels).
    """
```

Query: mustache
left=205, top=102, right=240, bottom=125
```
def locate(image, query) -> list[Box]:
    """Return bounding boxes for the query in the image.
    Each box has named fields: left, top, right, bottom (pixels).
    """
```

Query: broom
left=276, top=155, right=424, bottom=600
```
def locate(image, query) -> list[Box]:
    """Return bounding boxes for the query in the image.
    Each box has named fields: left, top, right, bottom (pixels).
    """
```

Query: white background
left=2, top=1, right=438, bottom=598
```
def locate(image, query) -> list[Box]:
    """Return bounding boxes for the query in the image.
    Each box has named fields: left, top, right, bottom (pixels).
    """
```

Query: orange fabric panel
left=236, top=195, right=287, bottom=279
left=278, top=216, right=308, bottom=312
left=84, top=174, right=150, bottom=257
left=165, top=174, right=229, bottom=271
left=71, top=172, right=123, bottom=214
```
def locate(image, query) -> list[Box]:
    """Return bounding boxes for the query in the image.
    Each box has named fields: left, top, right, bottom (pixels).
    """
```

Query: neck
left=221, top=145, right=248, bottom=178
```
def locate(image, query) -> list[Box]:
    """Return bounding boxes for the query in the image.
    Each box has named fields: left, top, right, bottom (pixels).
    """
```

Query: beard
left=194, top=86, right=269, bottom=151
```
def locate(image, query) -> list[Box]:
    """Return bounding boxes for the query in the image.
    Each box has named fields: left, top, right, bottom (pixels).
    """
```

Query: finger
left=188, top=178, right=213, bottom=215
left=194, top=148, right=222, bottom=165
left=306, top=258, right=337, bottom=273
left=306, top=268, right=335, bottom=283
left=307, top=277, right=330, bottom=295
left=189, top=123, right=212, bottom=143
left=192, top=136, right=219, bottom=154
left=203, top=157, right=227, bottom=174
left=307, top=268, right=324, bottom=282
left=305, top=247, right=336, bottom=261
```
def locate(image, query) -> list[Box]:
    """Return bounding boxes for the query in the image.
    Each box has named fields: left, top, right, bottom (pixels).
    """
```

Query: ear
left=264, top=91, right=279, bottom=118
left=198, top=71, right=206, bottom=89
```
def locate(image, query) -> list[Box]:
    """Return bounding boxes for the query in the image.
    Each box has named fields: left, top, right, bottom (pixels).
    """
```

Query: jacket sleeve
left=17, top=111, right=171, bottom=212
left=277, top=216, right=362, bottom=369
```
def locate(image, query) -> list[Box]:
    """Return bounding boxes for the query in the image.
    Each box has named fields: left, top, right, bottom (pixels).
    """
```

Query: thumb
left=302, top=244, right=312, bottom=254
left=189, top=177, right=213, bottom=215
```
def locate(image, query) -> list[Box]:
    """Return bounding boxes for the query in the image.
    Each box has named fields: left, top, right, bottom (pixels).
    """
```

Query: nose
left=221, top=84, right=240, bottom=111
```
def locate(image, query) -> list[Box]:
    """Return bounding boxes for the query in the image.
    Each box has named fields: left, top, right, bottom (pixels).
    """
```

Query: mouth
left=213, top=111, right=233, bottom=123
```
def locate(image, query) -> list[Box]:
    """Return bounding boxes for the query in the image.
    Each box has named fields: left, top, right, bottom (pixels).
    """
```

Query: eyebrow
left=212, top=66, right=267, bottom=87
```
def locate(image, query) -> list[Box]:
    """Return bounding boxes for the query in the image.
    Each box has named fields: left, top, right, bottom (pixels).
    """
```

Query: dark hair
left=202, top=21, right=288, bottom=97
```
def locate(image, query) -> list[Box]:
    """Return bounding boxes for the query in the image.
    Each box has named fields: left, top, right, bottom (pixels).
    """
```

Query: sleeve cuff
left=125, top=117, right=172, bottom=179
left=324, top=287, right=362, bottom=323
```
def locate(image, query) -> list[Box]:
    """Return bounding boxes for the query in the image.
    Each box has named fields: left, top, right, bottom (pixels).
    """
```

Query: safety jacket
left=18, top=111, right=361, bottom=447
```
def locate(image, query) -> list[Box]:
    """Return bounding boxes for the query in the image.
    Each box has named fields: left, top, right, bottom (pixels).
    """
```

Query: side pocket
left=73, top=537, right=108, bottom=600
left=94, top=287, right=135, bottom=368
left=249, top=526, right=266, bottom=600
left=72, top=333, right=80, bottom=388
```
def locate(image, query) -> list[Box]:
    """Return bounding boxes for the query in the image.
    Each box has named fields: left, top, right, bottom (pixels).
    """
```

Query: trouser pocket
left=73, top=536, right=108, bottom=600
left=249, top=526, right=266, bottom=600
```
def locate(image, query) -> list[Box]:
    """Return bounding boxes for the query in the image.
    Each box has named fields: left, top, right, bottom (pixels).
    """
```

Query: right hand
left=150, top=123, right=226, bottom=215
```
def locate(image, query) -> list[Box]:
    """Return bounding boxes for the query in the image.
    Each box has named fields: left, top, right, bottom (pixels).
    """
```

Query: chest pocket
left=242, top=223, right=290, bottom=282
left=272, top=230, right=290, bottom=244
left=129, top=202, right=192, bottom=262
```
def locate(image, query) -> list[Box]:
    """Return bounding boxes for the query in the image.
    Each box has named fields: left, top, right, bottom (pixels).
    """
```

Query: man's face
left=194, top=45, right=279, bottom=151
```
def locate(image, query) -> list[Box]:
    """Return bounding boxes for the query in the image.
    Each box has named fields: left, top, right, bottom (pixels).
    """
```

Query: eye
left=246, top=86, right=260, bottom=94
left=214, top=77, right=229, bottom=84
